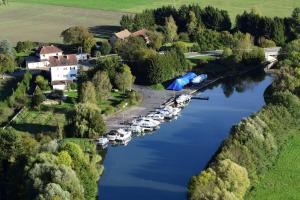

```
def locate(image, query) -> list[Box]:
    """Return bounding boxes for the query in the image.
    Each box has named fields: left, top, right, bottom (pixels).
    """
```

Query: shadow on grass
left=12, top=123, right=57, bottom=134
left=0, top=78, right=19, bottom=101
left=89, top=25, right=121, bottom=39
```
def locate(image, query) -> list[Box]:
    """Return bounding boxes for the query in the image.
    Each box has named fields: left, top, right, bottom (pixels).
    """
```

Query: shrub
left=15, top=41, right=35, bottom=53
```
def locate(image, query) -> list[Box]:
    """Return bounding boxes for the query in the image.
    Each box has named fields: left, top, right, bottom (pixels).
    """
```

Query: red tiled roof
left=39, top=45, right=62, bottom=55
left=132, top=29, right=147, bottom=37
left=49, top=54, right=78, bottom=67
left=114, top=29, right=132, bottom=40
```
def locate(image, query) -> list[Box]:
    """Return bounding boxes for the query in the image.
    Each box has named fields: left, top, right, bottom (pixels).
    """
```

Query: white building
left=49, top=54, right=78, bottom=90
left=26, top=45, right=79, bottom=90
left=26, top=45, right=63, bottom=70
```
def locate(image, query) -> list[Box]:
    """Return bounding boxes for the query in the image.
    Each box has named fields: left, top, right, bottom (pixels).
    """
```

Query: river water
left=99, top=72, right=273, bottom=200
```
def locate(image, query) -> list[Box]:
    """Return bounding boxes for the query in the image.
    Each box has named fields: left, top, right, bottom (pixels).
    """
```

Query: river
left=99, top=71, right=273, bottom=200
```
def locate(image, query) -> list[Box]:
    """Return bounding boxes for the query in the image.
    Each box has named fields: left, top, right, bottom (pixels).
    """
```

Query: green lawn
left=246, top=132, right=300, bottom=200
left=12, top=103, right=69, bottom=135
left=11, top=0, right=300, bottom=18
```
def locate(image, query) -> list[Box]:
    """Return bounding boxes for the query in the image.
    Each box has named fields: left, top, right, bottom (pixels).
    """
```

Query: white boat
left=191, top=74, right=208, bottom=84
left=162, top=106, right=181, bottom=116
left=132, top=117, right=160, bottom=129
left=97, top=137, right=109, bottom=147
left=107, top=130, right=119, bottom=141
left=176, top=94, right=192, bottom=104
left=147, top=113, right=165, bottom=121
left=129, top=125, right=144, bottom=133
left=116, top=128, right=132, bottom=142
left=156, top=109, right=174, bottom=119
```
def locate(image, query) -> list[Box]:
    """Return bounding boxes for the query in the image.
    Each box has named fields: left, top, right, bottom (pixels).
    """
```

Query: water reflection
left=99, top=71, right=273, bottom=200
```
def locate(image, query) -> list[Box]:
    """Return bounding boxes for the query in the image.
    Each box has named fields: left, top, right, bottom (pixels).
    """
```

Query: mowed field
left=1, top=0, right=300, bottom=43
left=12, top=0, right=300, bottom=17
left=246, top=132, right=300, bottom=200
left=0, top=3, right=125, bottom=43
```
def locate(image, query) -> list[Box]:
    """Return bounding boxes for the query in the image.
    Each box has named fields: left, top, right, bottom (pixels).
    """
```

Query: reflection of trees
left=221, top=70, right=266, bottom=98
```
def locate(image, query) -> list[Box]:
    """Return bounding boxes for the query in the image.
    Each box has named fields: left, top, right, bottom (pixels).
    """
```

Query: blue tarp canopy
left=167, top=72, right=197, bottom=91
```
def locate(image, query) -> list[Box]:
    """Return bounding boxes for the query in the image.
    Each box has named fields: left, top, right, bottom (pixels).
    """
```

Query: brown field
left=0, top=3, right=125, bottom=44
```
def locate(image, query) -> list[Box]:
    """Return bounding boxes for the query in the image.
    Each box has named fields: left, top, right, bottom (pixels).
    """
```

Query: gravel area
left=104, top=85, right=180, bottom=131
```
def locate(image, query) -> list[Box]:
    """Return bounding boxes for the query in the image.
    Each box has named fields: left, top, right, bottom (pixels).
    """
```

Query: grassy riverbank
left=245, top=133, right=300, bottom=200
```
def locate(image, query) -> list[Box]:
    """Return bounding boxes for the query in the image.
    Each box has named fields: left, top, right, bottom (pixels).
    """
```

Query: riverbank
left=188, top=78, right=300, bottom=199
left=104, top=85, right=179, bottom=130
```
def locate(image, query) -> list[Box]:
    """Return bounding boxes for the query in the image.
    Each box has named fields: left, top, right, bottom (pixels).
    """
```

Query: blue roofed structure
left=167, top=72, right=197, bottom=91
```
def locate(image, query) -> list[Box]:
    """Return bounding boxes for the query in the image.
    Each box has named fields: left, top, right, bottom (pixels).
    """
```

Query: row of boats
left=96, top=94, right=192, bottom=148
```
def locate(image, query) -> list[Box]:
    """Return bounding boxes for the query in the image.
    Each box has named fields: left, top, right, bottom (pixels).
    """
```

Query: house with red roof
left=26, top=45, right=79, bottom=90
left=110, top=29, right=150, bottom=44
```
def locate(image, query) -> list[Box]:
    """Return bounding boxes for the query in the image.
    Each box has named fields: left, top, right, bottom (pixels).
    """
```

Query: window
left=70, top=67, right=76, bottom=70
left=63, top=67, right=67, bottom=70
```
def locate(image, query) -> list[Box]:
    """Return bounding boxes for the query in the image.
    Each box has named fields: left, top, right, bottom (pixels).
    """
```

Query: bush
left=15, top=41, right=35, bottom=53
left=99, top=40, right=112, bottom=55
left=178, top=32, right=190, bottom=42
left=258, top=38, right=276, bottom=48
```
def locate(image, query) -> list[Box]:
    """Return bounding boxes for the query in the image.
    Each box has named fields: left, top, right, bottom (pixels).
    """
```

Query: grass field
left=0, top=2, right=124, bottom=43
left=246, top=132, right=300, bottom=200
left=12, top=0, right=300, bottom=17
left=1, top=1, right=299, bottom=43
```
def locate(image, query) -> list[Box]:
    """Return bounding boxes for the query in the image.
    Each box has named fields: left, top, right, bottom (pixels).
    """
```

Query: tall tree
left=69, top=103, right=106, bottom=138
left=61, top=26, right=94, bottom=45
left=0, top=40, right=13, bottom=56
left=92, top=71, right=112, bottom=100
left=187, top=11, right=198, bottom=35
left=0, top=54, right=15, bottom=78
left=79, top=81, right=97, bottom=104
left=165, top=16, right=178, bottom=42
left=114, top=65, right=134, bottom=93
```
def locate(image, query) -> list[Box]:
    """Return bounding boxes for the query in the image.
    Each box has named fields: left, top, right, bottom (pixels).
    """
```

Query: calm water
left=99, top=72, right=273, bottom=200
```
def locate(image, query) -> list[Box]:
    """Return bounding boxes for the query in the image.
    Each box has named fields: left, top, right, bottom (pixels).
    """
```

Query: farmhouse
left=110, top=28, right=150, bottom=44
left=26, top=45, right=79, bottom=90
left=50, top=54, right=78, bottom=90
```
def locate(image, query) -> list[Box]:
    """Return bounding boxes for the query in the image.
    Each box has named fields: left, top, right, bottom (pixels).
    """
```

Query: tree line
left=0, top=128, right=102, bottom=200
left=120, top=4, right=300, bottom=46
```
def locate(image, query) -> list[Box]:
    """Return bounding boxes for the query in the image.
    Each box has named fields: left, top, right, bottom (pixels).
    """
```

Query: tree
left=26, top=153, right=84, bottom=200
left=79, top=81, right=97, bottom=104
left=35, top=75, right=49, bottom=90
left=61, top=26, right=93, bottom=45
left=99, top=40, right=112, bottom=55
left=32, top=86, right=46, bottom=108
left=165, top=16, right=178, bottom=42
left=92, top=71, right=112, bottom=100
left=201, top=6, right=231, bottom=31
left=69, top=103, right=106, bottom=138
left=114, top=65, right=134, bottom=93
left=0, top=40, right=13, bottom=55
left=0, top=54, right=15, bottom=78
left=83, top=36, right=96, bottom=53
left=15, top=41, right=35, bottom=53
left=291, top=8, right=300, bottom=39
left=96, top=56, right=121, bottom=81
left=146, top=31, right=164, bottom=50
left=187, top=11, right=198, bottom=35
